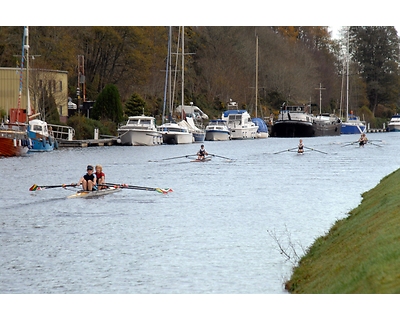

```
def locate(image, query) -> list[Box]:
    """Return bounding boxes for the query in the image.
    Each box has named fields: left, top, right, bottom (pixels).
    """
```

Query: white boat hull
left=118, top=129, right=163, bottom=146
left=205, top=130, right=230, bottom=141
left=229, top=126, right=258, bottom=139
left=118, top=115, right=162, bottom=146
left=388, top=115, right=400, bottom=132
left=157, top=122, right=193, bottom=144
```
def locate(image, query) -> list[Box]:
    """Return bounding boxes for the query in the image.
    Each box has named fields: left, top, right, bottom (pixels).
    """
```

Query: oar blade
left=29, top=184, right=40, bottom=191
left=155, top=188, right=174, bottom=194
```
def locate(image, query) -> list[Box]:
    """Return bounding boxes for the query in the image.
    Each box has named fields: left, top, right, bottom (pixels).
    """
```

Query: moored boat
left=252, top=117, right=269, bottom=138
left=0, top=123, right=31, bottom=157
left=341, top=114, right=366, bottom=134
left=157, top=122, right=193, bottom=144
left=222, top=100, right=258, bottom=140
left=27, top=119, right=56, bottom=152
left=117, top=115, right=163, bottom=146
left=313, top=113, right=342, bottom=136
left=388, top=114, right=400, bottom=132
left=270, top=105, right=315, bottom=137
left=205, top=119, right=230, bottom=141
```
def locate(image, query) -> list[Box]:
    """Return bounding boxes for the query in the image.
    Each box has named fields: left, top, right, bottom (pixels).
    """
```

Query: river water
left=1, top=132, right=399, bottom=294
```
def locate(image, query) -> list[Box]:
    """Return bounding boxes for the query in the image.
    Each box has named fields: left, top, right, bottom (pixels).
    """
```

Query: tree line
left=1, top=26, right=399, bottom=131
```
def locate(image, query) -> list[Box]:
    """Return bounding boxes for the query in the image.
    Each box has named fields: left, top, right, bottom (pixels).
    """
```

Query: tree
left=92, top=84, right=123, bottom=123
left=349, top=27, right=400, bottom=114
left=124, top=93, right=148, bottom=116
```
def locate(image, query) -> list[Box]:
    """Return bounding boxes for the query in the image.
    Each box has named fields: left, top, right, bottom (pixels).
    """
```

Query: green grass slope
left=285, top=169, right=400, bottom=293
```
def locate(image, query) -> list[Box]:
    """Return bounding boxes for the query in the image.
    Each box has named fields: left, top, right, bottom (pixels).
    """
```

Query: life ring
left=296, top=107, right=301, bottom=111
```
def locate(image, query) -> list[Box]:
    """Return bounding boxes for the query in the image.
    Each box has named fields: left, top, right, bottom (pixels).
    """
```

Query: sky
left=4, top=1, right=400, bottom=27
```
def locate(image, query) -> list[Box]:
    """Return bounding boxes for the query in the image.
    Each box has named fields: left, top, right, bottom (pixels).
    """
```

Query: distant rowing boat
left=191, top=158, right=211, bottom=162
left=67, top=187, right=121, bottom=199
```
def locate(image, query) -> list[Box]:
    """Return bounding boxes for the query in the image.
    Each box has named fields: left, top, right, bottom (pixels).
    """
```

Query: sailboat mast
left=181, top=26, right=184, bottom=118
left=255, top=34, right=258, bottom=118
left=162, top=27, right=171, bottom=125
left=346, top=27, right=350, bottom=122
left=25, top=26, right=31, bottom=117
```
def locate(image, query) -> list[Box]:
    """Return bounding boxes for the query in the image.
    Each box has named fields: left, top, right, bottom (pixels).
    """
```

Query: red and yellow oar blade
left=29, top=184, right=40, bottom=191
left=155, top=188, right=174, bottom=194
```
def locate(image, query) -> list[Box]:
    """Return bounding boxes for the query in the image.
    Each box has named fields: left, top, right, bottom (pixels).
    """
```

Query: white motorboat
left=157, top=122, right=193, bottom=144
left=118, top=115, right=163, bottom=146
left=388, top=114, right=400, bottom=132
left=205, top=119, right=230, bottom=141
left=222, top=100, right=258, bottom=140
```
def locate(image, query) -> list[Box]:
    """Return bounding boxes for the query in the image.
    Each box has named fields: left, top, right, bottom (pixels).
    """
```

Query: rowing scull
left=67, top=187, right=121, bottom=199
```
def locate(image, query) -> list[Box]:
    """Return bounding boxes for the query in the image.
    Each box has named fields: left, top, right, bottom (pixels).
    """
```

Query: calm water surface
left=1, top=132, right=399, bottom=293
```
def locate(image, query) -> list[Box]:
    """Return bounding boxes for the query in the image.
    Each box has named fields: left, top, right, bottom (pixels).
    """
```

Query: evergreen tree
left=124, top=93, right=148, bottom=116
left=349, top=27, right=400, bottom=114
left=92, top=84, right=123, bottom=123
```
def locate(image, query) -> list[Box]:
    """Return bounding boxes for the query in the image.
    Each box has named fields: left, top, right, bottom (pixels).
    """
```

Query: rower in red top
left=95, top=164, right=106, bottom=189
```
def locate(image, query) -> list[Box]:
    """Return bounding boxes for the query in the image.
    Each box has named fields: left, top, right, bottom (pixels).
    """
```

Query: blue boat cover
left=252, top=117, right=268, bottom=133
left=223, top=110, right=247, bottom=117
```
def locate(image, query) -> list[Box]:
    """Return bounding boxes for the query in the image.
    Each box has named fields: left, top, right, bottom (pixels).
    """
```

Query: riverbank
left=285, top=168, right=400, bottom=293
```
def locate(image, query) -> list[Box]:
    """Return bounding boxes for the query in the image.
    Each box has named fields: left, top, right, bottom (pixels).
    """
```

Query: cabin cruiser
left=157, top=122, right=193, bottom=144
left=388, top=114, right=400, bottom=132
left=27, top=119, right=56, bottom=151
left=221, top=100, right=258, bottom=139
left=205, top=119, right=230, bottom=141
left=118, top=115, right=163, bottom=146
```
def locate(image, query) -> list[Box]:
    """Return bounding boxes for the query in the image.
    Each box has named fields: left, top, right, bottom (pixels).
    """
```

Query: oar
left=161, top=154, right=196, bottom=161
left=209, top=153, right=234, bottom=161
left=103, top=183, right=173, bottom=194
left=273, top=147, right=298, bottom=154
left=341, top=141, right=358, bottom=147
left=367, top=141, right=382, bottom=147
left=303, top=146, right=328, bottom=154
left=29, top=183, right=77, bottom=191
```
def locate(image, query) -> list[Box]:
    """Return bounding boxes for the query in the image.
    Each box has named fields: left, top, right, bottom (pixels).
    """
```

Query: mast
left=25, top=27, right=30, bottom=116
left=181, top=26, right=184, bottom=119
left=162, top=27, right=171, bottom=125
left=346, top=27, right=350, bottom=122
left=255, top=34, right=258, bottom=118
left=17, top=26, right=30, bottom=117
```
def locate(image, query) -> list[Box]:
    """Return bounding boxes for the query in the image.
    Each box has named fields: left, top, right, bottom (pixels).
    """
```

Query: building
left=0, top=67, right=68, bottom=123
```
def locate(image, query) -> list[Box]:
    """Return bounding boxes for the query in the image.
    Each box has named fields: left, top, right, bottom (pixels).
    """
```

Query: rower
left=298, top=139, right=304, bottom=154
left=358, top=133, right=368, bottom=147
left=77, top=165, right=97, bottom=191
left=197, top=144, right=208, bottom=160
left=95, top=164, right=106, bottom=189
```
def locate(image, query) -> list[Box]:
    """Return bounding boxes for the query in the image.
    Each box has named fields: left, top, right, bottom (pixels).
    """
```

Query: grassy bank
left=285, top=168, right=400, bottom=293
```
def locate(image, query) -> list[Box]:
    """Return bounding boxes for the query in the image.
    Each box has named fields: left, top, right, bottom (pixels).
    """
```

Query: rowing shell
left=191, top=157, right=212, bottom=162
left=67, top=187, right=122, bottom=199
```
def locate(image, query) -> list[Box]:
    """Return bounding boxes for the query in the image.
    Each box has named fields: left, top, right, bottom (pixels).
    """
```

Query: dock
left=57, top=137, right=118, bottom=148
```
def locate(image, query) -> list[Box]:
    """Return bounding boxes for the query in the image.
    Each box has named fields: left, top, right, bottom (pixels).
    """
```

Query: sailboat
left=341, top=28, right=366, bottom=135
left=19, top=27, right=56, bottom=151
left=158, top=26, right=193, bottom=144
